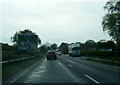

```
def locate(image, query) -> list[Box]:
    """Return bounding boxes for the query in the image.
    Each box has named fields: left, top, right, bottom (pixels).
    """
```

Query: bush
left=2, top=50, right=41, bottom=61
left=81, top=50, right=114, bottom=57
left=2, top=51, right=27, bottom=61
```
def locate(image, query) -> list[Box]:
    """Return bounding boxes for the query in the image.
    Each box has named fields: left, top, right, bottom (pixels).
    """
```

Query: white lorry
left=68, top=43, right=80, bottom=57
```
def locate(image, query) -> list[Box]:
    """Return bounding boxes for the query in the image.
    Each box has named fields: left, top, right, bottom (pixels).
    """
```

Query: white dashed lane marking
left=85, top=74, right=100, bottom=84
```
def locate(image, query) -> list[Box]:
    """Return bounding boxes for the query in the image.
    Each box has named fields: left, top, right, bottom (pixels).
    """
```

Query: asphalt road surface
left=6, top=54, right=120, bottom=84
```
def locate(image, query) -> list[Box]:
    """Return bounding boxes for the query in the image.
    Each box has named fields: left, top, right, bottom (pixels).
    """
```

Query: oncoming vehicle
left=68, top=43, right=81, bottom=57
left=47, top=51, right=57, bottom=60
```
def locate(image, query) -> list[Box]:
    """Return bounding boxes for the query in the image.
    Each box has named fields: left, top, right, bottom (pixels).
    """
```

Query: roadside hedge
left=2, top=51, right=41, bottom=61
left=81, top=50, right=115, bottom=57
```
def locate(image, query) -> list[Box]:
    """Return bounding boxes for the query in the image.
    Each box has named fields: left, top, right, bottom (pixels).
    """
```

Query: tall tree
left=102, top=1, right=120, bottom=47
left=96, top=39, right=115, bottom=50
left=11, top=29, right=41, bottom=45
left=84, top=40, right=96, bottom=50
left=50, top=43, right=58, bottom=50
left=59, top=42, right=68, bottom=54
left=39, top=44, right=49, bottom=54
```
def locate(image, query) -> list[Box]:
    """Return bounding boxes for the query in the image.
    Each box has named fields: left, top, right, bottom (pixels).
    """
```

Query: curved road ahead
left=7, top=54, right=120, bottom=84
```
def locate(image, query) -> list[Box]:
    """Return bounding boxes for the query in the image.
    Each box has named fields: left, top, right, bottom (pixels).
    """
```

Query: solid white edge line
left=85, top=74, right=100, bottom=84
left=9, top=59, right=41, bottom=84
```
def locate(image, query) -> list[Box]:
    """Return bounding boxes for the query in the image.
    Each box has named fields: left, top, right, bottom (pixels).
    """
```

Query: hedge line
left=81, top=51, right=115, bottom=57
left=2, top=51, right=41, bottom=61
left=80, top=50, right=120, bottom=61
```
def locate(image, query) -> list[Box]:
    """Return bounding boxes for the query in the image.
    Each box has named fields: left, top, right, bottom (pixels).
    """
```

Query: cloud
left=1, top=1, right=110, bottom=45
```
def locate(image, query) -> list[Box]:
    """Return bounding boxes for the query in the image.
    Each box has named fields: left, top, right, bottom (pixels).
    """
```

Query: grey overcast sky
left=1, top=0, right=110, bottom=46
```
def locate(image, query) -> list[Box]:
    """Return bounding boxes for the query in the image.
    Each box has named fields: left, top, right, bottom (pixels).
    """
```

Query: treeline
left=1, top=38, right=119, bottom=61
left=80, top=40, right=115, bottom=51
left=1, top=42, right=54, bottom=61
left=1, top=43, right=41, bottom=61
left=58, top=39, right=119, bottom=57
left=2, top=43, right=17, bottom=51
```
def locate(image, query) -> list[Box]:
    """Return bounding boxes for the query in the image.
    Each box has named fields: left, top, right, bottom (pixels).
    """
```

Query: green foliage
left=2, top=43, right=17, bottom=51
left=81, top=50, right=114, bottom=57
left=2, top=51, right=40, bottom=61
left=102, top=1, right=120, bottom=45
left=3, top=57, right=42, bottom=80
left=11, top=29, right=41, bottom=44
left=59, top=42, right=68, bottom=54
left=80, top=40, right=116, bottom=57
left=81, top=39, right=115, bottom=51
left=87, top=58, right=120, bottom=67
left=2, top=42, right=41, bottom=61
left=39, top=44, right=49, bottom=54
left=96, top=40, right=115, bottom=49
left=84, top=40, right=96, bottom=50
left=50, top=43, right=58, bottom=50
left=2, top=48, right=40, bottom=61
left=2, top=51, right=28, bottom=61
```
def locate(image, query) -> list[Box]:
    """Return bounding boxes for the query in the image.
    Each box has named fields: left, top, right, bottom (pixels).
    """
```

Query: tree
left=50, top=43, right=58, bottom=50
left=11, top=29, right=41, bottom=45
left=2, top=43, right=15, bottom=51
left=96, top=39, right=115, bottom=50
left=106, top=40, right=115, bottom=50
left=102, top=1, right=120, bottom=46
left=84, top=40, right=96, bottom=50
left=39, top=44, right=49, bottom=54
left=59, top=42, right=68, bottom=54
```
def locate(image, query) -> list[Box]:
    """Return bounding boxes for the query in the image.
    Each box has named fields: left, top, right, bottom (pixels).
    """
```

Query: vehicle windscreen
left=49, top=52, right=55, bottom=55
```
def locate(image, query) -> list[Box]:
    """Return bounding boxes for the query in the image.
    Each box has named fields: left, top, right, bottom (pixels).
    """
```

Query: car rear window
left=49, top=52, right=55, bottom=55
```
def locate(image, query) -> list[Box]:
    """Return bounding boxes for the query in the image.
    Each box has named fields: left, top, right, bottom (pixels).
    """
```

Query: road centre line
left=57, top=60, right=80, bottom=83
left=85, top=74, right=100, bottom=84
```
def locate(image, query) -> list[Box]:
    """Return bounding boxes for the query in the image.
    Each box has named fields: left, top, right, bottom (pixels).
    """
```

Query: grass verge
left=2, top=51, right=42, bottom=61
left=86, top=58, right=120, bottom=67
left=2, top=56, right=43, bottom=82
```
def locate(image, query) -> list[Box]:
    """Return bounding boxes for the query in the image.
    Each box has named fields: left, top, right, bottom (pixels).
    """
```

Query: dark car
left=47, top=51, right=57, bottom=60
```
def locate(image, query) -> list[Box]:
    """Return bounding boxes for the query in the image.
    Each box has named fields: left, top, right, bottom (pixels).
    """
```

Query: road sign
left=18, top=35, right=38, bottom=50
